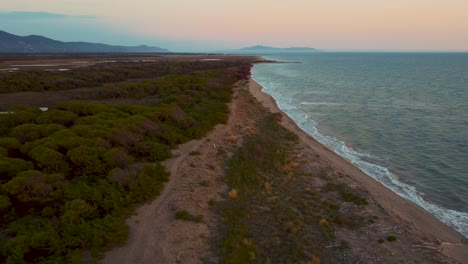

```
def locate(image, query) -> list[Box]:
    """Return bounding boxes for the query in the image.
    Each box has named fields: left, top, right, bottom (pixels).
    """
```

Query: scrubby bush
left=4, top=170, right=64, bottom=203
left=29, top=146, right=69, bottom=173
left=0, top=137, right=21, bottom=157
left=36, top=110, right=78, bottom=126
left=0, top=195, right=11, bottom=211
left=133, top=141, right=170, bottom=161
left=10, top=124, right=42, bottom=143
left=0, top=147, right=7, bottom=157
left=127, top=163, right=169, bottom=203
left=10, top=111, right=40, bottom=125
left=67, top=145, right=109, bottom=176
left=0, top=115, right=15, bottom=136
left=104, top=148, right=132, bottom=169
left=10, top=123, right=65, bottom=144
left=0, top=157, right=34, bottom=180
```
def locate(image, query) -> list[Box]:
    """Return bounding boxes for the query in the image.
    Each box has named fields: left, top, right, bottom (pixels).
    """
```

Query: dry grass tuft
left=290, top=161, right=300, bottom=169
left=228, top=188, right=238, bottom=199
left=319, top=218, right=329, bottom=228
left=226, top=133, right=238, bottom=144
left=265, top=182, right=272, bottom=195
left=307, top=256, right=321, bottom=264
left=242, top=239, right=253, bottom=247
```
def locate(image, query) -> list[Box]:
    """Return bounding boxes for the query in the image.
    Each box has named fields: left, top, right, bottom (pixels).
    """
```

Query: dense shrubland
left=0, top=60, right=249, bottom=93
left=0, top=60, right=251, bottom=263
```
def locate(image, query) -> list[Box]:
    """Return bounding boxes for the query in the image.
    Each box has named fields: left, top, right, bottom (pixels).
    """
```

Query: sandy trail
left=102, top=138, right=205, bottom=263
left=102, top=81, right=245, bottom=264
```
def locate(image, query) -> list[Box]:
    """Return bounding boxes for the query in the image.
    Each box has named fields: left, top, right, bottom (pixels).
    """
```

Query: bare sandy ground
left=102, top=78, right=467, bottom=264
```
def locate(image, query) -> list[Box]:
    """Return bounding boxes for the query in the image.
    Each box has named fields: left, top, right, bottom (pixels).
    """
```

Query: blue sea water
left=252, top=53, right=468, bottom=238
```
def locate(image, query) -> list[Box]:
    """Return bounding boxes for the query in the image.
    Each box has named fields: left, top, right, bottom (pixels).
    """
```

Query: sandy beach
left=249, top=79, right=468, bottom=263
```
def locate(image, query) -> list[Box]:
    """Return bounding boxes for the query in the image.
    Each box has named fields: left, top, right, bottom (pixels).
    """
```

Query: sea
left=251, top=53, right=468, bottom=238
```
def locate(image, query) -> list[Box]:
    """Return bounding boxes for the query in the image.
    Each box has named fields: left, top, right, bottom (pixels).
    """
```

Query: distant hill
left=229, top=45, right=318, bottom=54
left=0, top=30, right=170, bottom=53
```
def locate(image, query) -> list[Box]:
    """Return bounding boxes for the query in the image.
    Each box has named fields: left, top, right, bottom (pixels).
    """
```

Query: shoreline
left=248, top=78, right=468, bottom=262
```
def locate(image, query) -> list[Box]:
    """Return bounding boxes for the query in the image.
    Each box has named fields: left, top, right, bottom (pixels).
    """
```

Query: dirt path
left=102, top=80, right=248, bottom=264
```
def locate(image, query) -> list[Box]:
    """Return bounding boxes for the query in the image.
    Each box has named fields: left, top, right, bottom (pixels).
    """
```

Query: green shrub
left=67, top=145, right=109, bottom=176
left=0, top=137, right=21, bottom=155
left=29, top=146, right=69, bottom=173
left=4, top=170, right=65, bottom=203
left=133, top=141, right=171, bottom=161
left=0, top=195, right=11, bottom=211
left=36, top=110, right=78, bottom=126
left=0, top=115, right=15, bottom=136
left=7, top=106, right=42, bottom=126
left=10, top=124, right=65, bottom=144
left=10, top=124, right=42, bottom=143
left=0, top=157, right=34, bottom=180
left=127, top=163, right=169, bottom=203
left=0, top=147, right=7, bottom=157
left=175, top=210, right=191, bottom=220
left=104, top=148, right=132, bottom=169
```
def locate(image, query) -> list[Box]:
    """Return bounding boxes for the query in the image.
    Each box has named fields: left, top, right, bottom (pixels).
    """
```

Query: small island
left=228, top=45, right=318, bottom=54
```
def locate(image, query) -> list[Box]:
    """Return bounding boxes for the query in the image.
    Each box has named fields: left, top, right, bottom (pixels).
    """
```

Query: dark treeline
left=0, top=60, right=248, bottom=93
left=0, top=59, right=251, bottom=263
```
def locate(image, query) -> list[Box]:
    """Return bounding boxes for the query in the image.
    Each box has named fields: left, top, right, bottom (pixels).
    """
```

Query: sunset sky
left=1, top=0, right=467, bottom=52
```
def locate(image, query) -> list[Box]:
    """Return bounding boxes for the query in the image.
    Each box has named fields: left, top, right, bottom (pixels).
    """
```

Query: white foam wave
left=298, top=106, right=468, bottom=238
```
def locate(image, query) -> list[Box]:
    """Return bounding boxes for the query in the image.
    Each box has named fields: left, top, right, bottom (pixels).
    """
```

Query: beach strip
left=248, top=78, right=468, bottom=262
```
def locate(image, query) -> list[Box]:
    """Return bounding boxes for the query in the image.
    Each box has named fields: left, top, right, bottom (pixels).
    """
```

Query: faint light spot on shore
left=0, top=107, right=47, bottom=114
left=45, top=68, right=70, bottom=72
left=0, top=68, right=19, bottom=72
left=11, top=64, right=58, bottom=67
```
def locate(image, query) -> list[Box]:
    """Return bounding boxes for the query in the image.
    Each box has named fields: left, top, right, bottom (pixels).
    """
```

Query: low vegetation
left=0, top=58, right=251, bottom=263
left=216, top=107, right=369, bottom=263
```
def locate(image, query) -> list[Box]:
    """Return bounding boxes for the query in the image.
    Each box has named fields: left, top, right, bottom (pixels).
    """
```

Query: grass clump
left=189, top=150, right=201, bottom=156
left=175, top=210, right=204, bottom=223
left=386, top=235, right=397, bottom=242
left=198, top=180, right=209, bottom=187
left=323, top=182, right=369, bottom=206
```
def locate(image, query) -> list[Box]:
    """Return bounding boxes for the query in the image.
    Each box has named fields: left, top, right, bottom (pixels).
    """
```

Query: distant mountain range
left=228, top=45, right=318, bottom=54
left=0, top=30, right=170, bottom=53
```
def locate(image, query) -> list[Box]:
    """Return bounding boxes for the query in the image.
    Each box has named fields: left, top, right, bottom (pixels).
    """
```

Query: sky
left=1, top=0, right=467, bottom=52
